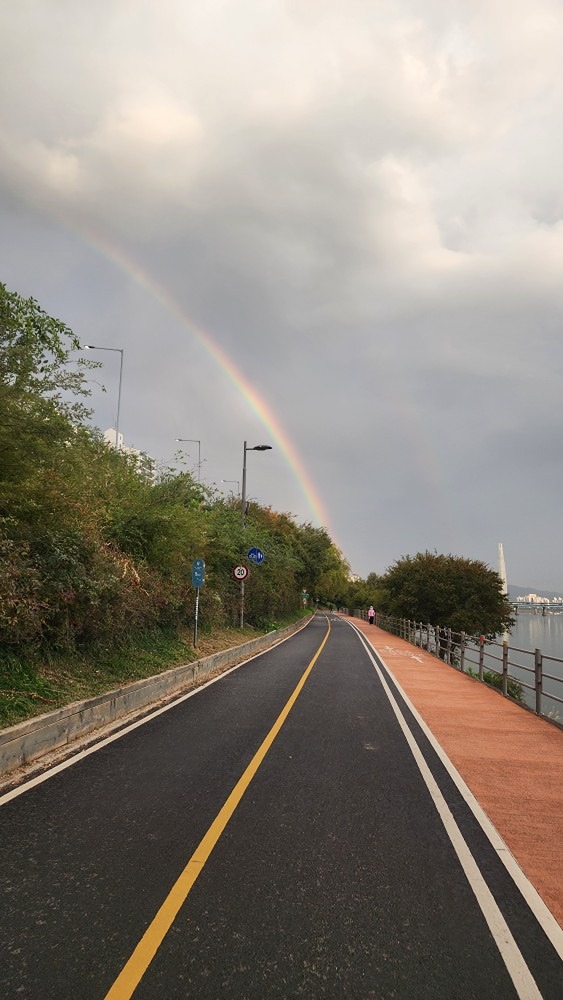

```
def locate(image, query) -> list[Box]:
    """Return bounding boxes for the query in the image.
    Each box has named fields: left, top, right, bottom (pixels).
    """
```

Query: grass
left=0, top=613, right=309, bottom=730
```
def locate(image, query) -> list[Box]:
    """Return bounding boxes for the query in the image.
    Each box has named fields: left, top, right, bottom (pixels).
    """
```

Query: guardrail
left=346, top=609, right=563, bottom=726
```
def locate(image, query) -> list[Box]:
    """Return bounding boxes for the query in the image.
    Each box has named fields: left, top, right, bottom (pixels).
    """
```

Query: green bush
left=467, top=667, right=525, bottom=704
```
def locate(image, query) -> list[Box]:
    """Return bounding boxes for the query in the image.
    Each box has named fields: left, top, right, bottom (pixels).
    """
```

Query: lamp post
left=83, top=345, right=124, bottom=449
left=241, top=442, right=272, bottom=524
left=221, top=479, right=240, bottom=496
left=175, top=438, right=201, bottom=480
left=240, top=441, right=272, bottom=626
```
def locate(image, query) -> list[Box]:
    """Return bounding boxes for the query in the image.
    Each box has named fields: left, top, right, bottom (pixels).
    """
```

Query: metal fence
left=347, top=609, right=563, bottom=727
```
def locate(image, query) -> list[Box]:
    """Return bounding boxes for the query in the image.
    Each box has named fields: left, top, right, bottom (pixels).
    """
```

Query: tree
left=379, top=551, right=513, bottom=639
left=344, top=574, right=385, bottom=612
left=291, top=523, right=349, bottom=600
left=0, top=282, right=95, bottom=508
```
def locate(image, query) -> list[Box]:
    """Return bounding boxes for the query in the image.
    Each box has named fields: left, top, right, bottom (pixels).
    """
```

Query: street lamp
left=175, top=438, right=202, bottom=481
left=221, top=479, right=240, bottom=496
left=83, top=345, right=124, bottom=449
left=240, top=441, right=272, bottom=627
left=241, top=442, right=272, bottom=525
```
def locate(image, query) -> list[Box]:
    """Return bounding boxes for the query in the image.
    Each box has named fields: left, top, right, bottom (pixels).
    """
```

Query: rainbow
left=78, top=226, right=332, bottom=533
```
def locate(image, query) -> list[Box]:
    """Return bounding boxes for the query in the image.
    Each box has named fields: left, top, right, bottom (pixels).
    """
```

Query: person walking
left=367, top=605, right=375, bottom=625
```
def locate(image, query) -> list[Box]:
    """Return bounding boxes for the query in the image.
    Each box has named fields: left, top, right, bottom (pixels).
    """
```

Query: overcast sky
left=1, top=1, right=562, bottom=590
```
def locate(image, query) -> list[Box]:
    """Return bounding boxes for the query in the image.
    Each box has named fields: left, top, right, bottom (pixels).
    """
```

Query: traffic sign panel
left=192, top=558, right=205, bottom=587
left=233, top=565, right=249, bottom=581
left=248, top=547, right=264, bottom=564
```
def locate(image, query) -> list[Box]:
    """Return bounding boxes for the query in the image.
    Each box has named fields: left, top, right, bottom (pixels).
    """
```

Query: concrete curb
left=0, top=619, right=308, bottom=777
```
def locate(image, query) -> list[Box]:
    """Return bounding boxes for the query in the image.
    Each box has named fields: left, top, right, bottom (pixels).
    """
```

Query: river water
left=509, top=610, right=563, bottom=660
left=476, top=612, right=563, bottom=719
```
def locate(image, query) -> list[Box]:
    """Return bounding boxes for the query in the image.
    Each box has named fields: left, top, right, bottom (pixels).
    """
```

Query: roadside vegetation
left=466, top=667, right=525, bottom=704
left=375, top=551, right=513, bottom=638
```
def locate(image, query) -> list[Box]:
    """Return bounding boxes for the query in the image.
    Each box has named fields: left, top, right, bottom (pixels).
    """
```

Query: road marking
left=351, top=625, right=545, bottom=1000
left=378, top=644, right=424, bottom=662
left=0, top=619, right=313, bottom=808
left=104, top=620, right=331, bottom=999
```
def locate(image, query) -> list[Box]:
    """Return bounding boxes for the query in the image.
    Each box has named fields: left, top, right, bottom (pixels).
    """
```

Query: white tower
left=498, top=543, right=508, bottom=596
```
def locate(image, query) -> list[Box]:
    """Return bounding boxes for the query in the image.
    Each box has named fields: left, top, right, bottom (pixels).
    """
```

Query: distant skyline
left=1, top=1, right=562, bottom=589
left=509, top=585, right=563, bottom=601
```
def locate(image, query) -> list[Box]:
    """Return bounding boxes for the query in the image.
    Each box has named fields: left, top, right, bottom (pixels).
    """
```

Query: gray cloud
left=1, top=0, right=562, bottom=589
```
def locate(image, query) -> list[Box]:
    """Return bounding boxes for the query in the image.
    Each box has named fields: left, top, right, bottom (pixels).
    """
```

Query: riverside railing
left=347, top=609, right=563, bottom=726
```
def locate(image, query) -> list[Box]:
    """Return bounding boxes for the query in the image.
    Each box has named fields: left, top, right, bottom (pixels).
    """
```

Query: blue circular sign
left=247, top=547, right=265, bottom=564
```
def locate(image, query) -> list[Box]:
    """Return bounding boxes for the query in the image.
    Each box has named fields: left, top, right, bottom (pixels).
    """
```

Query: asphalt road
left=1, top=614, right=561, bottom=999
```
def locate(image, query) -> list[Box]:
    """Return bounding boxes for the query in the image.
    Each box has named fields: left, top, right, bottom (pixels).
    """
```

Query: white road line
left=351, top=625, right=545, bottom=1000
left=0, top=621, right=312, bottom=808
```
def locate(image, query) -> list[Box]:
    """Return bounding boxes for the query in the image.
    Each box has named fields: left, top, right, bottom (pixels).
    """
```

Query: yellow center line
left=105, top=618, right=331, bottom=999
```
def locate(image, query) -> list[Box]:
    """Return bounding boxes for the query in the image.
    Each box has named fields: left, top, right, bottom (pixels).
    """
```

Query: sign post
left=233, top=565, right=249, bottom=628
left=192, top=559, right=205, bottom=646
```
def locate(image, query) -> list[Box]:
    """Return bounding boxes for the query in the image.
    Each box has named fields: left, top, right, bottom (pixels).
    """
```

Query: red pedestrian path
left=340, top=615, right=563, bottom=928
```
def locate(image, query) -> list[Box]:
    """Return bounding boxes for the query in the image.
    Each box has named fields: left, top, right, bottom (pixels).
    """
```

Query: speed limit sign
left=233, top=565, right=249, bottom=581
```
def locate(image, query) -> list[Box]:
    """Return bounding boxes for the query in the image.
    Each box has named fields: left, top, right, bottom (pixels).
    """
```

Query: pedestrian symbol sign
left=248, top=547, right=264, bottom=564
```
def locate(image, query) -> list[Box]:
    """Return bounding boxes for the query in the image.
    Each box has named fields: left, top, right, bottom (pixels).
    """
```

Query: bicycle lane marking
left=104, top=618, right=332, bottom=1000
left=350, top=624, right=545, bottom=1000
left=376, top=643, right=425, bottom=662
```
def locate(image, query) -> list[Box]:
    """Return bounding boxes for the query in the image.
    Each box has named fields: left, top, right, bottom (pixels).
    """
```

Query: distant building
left=104, top=428, right=156, bottom=482
left=516, top=593, right=560, bottom=605
left=104, top=428, right=124, bottom=450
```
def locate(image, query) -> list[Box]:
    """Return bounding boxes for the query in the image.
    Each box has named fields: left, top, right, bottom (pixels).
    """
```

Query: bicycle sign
left=232, top=565, right=249, bottom=581
left=247, top=547, right=264, bottom=564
